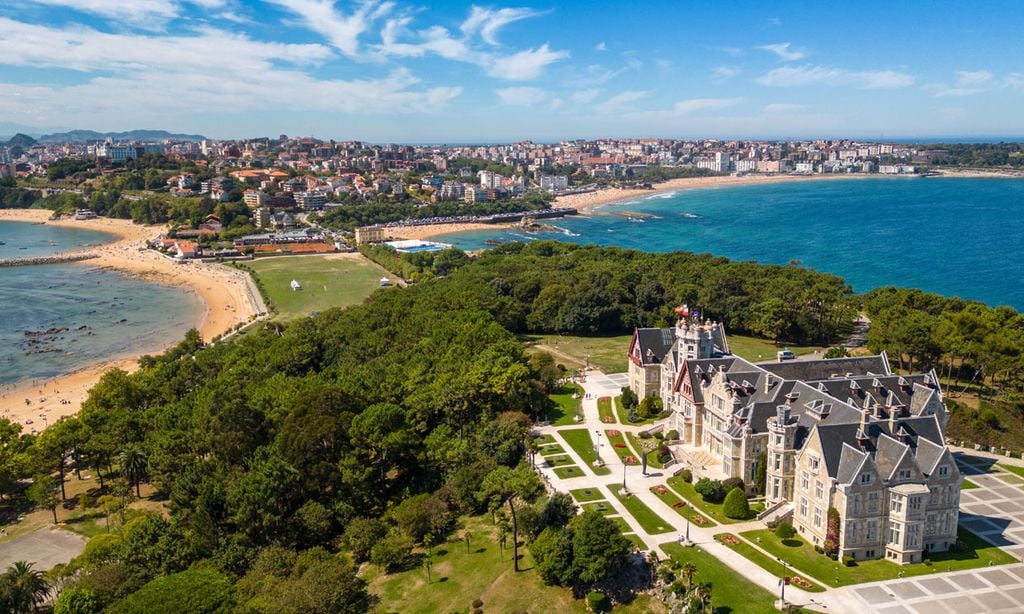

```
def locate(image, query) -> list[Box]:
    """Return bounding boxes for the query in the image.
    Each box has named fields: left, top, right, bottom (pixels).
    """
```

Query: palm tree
left=691, top=582, right=713, bottom=614
left=119, top=446, right=148, bottom=497
left=0, top=561, right=50, bottom=613
left=680, top=562, right=698, bottom=591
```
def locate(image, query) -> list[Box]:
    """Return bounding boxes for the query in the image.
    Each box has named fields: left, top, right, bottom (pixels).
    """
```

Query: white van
left=777, top=350, right=796, bottom=361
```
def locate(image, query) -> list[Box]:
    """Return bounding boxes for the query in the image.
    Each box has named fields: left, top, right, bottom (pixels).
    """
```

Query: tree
left=369, top=533, right=414, bottom=573
left=620, top=387, right=638, bottom=410
left=54, top=587, right=102, bottom=614
left=754, top=451, right=767, bottom=496
left=26, top=474, right=59, bottom=524
left=341, top=517, right=387, bottom=563
left=480, top=465, right=541, bottom=571
left=775, top=521, right=796, bottom=539
left=111, top=568, right=234, bottom=614
left=722, top=487, right=750, bottom=519
left=570, top=510, right=632, bottom=585
left=120, top=446, right=148, bottom=498
left=0, top=561, right=50, bottom=614
left=679, top=561, right=698, bottom=591
left=539, top=492, right=577, bottom=531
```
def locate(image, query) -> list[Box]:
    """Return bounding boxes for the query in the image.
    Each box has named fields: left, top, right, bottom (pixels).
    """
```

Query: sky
left=1, top=0, right=1023, bottom=142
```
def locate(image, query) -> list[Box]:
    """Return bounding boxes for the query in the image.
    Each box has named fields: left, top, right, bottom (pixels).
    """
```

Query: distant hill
left=37, top=129, right=207, bottom=143
left=5, top=133, right=38, bottom=148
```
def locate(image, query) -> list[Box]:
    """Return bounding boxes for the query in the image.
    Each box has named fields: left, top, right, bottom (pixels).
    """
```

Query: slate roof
left=757, top=355, right=891, bottom=382
left=634, top=327, right=675, bottom=365
left=815, top=415, right=945, bottom=481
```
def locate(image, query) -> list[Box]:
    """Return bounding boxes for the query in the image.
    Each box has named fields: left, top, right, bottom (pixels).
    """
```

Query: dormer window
left=809, top=457, right=820, bottom=472
left=861, top=473, right=871, bottom=484
left=898, top=469, right=911, bottom=480
left=938, top=465, right=949, bottom=477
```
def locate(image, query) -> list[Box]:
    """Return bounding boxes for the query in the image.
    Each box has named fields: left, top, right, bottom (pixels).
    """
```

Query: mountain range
left=0, top=126, right=206, bottom=144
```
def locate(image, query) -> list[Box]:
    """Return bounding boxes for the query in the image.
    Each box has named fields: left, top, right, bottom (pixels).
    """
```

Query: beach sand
left=0, top=209, right=265, bottom=432
left=387, top=221, right=513, bottom=241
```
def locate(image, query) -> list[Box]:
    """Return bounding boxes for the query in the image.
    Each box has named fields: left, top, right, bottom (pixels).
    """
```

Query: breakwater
left=0, top=253, right=98, bottom=267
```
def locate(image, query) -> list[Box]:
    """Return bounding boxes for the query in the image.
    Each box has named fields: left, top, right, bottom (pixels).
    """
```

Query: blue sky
left=1, top=0, right=1022, bottom=141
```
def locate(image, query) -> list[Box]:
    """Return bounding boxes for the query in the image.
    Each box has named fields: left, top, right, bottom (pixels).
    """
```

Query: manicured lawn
left=527, top=334, right=632, bottom=374
left=367, top=515, right=594, bottom=614
left=609, top=485, right=674, bottom=534
left=558, top=429, right=612, bottom=476
left=543, top=455, right=574, bottom=467
left=569, top=487, right=605, bottom=503
left=608, top=516, right=632, bottom=533
left=666, top=476, right=755, bottom=523
left=961, top=479, right=979, bottom=489
left=539, top=443, right=565, bottom=456
left=728, top=334, right=824, bottom=364
left=715, top=533, right=824, bottom=592
left=246, top=253, right=395, bottom=320
left=582, top=501, right=616, bottom=515
left=597, top=396, right=616, bottom=424
left=649, top=485, right=714, bottom=527
left=553, top=465, right=585, bottom=479
left=605, top=429, right=640, bottom=465
left=547, top=383, right=583, bottom=426
left=531, top=433, right=556, bottom=445
left=998, top=464, right=1024, bottom=479
left=997, top=473, right=1024, bottom=485
left=741, top=527, right=1016, bottom=587
left=661, top=542, right=783, bottom=614
left=614, top=396, right=657, bottom=425
left=623, top=534, right=647, bottom=549
left=627, top=433, right=663, bottom=469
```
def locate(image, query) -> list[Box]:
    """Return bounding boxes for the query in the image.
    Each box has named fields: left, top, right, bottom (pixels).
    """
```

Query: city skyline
left=1, top=0, right=1023, bottom=141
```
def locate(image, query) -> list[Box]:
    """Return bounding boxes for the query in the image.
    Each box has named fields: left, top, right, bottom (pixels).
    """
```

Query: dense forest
left=315, top=191, right=553, bottom=230
left=912, top=143, right=1024, bottom=168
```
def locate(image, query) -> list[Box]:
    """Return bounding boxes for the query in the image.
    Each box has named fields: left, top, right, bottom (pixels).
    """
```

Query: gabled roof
left=836, top=443, right=870, bottom=485
left=758, top=355, right=891, bottom=382
left=633, top=327, right=675, bottom=365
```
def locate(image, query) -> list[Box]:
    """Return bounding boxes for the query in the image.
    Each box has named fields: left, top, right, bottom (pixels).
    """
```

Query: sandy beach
left=0, top=209, right=264, bottom=432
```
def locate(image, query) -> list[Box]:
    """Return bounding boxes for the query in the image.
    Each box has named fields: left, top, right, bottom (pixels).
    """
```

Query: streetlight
left=777, top=557, right=789, bottom=608
left=594, top=431, right=602, bottom=465
left=622, top=460, right=628, bottom=492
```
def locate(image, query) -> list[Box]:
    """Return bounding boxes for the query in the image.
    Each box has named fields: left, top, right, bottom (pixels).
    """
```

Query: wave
left=680, top=212, right=701, bottom=219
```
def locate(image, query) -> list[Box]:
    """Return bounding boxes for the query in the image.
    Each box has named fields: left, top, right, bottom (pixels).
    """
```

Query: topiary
left=722, top=487, right=750, bottom=519
left=680, top=469, right=693, bottom=483
left=665, top=429, right=679, bottom=440
left=775, top=521, right=796, bottom=539
left=843, top=555, right=856, bottom=567
left=722, top=477, right=745, bottom=493
left=586, top=591, right=609, bottom=613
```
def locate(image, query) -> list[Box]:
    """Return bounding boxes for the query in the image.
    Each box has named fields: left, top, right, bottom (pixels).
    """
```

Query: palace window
left=809, top=457, right=820, bottom=472
left=938, top=465, right=949, bottom=477
left=861, top=473, right=871, bottom=484
left=813, top=507, right=823, bottom=528
left=801, top=472, right=810, bottom=490
left=800, top=497, right=808, bottom=517
left=898, top=469, right=911, bottom=480
left=889, top=523, right=902, bottom=545
left=890, top=494, right=903, bottom=514
left=815, top=480, right=824, bottom=500
left=910, top=496, right=921, bottom=512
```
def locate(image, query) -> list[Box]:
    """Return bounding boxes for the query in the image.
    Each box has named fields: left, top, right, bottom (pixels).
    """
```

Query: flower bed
left=624, top=455, right=638, bottom=465
left=673, top=501, right=687, bottom=509
left=602, top=415, right=614, bottom=423
left=789, top=576, right=814, bottom=589
left=614, top=443, right=627, bottom=449
left=608, top=430, right=620, bottom=437
left=691, top=514, right=708, bottom=525
left=720, top=534, right=741, bottom=546
left=653, top=485, right=669, bottom=496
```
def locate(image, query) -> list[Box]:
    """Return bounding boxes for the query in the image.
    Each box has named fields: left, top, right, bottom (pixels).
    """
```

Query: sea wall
left=0, top=253, right=98, bottom=267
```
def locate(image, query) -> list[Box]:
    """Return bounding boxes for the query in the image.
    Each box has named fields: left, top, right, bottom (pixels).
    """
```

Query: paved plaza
left=0, top=527, right=86, bottom=571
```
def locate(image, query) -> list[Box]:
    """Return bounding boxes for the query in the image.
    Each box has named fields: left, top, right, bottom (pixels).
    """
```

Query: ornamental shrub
left=775, top=521, right=796, bottom=539
left=586, top=591, right=609, bottom=612
left=723, top=487, right=750, bottom=519
left=680, top=469, right=693, bottom=483
left=722, top=477, right=745, bottom=493
left=695, top=478, right=726, bottom=503
left=665, top=429, right=679, bottom=440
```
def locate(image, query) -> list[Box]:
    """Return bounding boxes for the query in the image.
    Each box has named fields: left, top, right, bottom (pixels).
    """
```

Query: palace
left=627, top=307, right=960, bottom=564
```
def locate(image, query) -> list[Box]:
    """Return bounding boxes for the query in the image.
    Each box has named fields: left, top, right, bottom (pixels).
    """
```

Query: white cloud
left=763, top=103, right=803, bottom=113
left=496, top=86, right=545, bottom=106
left=549, top=97, right=564, bottom=110
left=571, top=89, right=601, bottom=104
left=31, top=0, right=179, bottom=26
left=488, top=43, right=569, bottom=80
left=955, top=70, right=994, bottom=86
left=189, top=0, right=228, bottom=7
left=712, top=65, right=740, bottom=80
left=767, top=17, right=782, bottom=26
left=594, top=41, right=607, bottom=52
left=758, top=42, right=808, bottom=61
left=756, top=65, right=914, bottom=89
left=595, top=90, right=649, bottom=114
left=672, top=97, right=742, bottom=113
left=461, top=6, right=543, bottom=45
left=928, top=70, right=1007, bottom=97
left=265, top=0, right=393, bottom=58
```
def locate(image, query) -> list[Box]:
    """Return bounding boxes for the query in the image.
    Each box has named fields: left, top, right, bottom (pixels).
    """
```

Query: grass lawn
left=605, top=429, right=640, bottom=465
left=569, top=487, right=605, bottom=503
left=998, top=464, right=1024, bottom=479
left=531, top=433, right=556, bottom=444
left=582, top=501, right=616, bottom=515
left=539, top=443, right=565, bottom=456
left=608, top=516, right=632, bottom=533
left=740, top=527, right=1016, bottom=587
left=597, top=396, right=616, bottom=424
left=614, top=396, right=658, bottom=426
left=666, top=476, right=755, bottom=524
left=728, top=334, right=824, bottom=364
left=547, top=383, right=583, bottom=426
left=649, top=485, right=714, bottom=527
left=609, top=485, right=674, bottom=534
left=246, top=253, right=395, bottom=320
left=627, top=433, right=662, bottom=469
left=661, top=542, right=784, bottom=614
left=558, top=429, right=612, bottom=476
left=623, top=534, right=647, bottom=549
left=526, top=334, right=632, bottom=374
left=543, top=455, right=574, bottom=467
left=367, top=515, right=592, bottom=614
left=961, top=479, right=979, bottom=489
left=714, top=533, right=824, bottom=592
left=997, top=473, right=1024, bottom=485
left=553, top=465, right=585, bottom=479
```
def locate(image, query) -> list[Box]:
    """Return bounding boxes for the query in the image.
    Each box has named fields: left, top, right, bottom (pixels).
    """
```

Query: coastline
left=0, top=209, right=263, bottom=431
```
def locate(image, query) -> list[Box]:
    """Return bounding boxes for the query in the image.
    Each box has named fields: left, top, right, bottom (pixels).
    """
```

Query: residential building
left=294, top=191, right=327, bottom=210
left=538, top=174, right=569, bottom=192
left=355, top=225, right=385, bottom=244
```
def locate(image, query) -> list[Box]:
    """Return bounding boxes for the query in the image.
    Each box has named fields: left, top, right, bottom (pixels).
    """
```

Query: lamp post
left=622, top=460, right=628, bottom=492
left=595, top=431, right=602, bottom=466
left=777, top=557, right=789, bottom=608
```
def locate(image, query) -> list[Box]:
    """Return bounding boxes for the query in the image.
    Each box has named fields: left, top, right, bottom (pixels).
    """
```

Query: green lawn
left=627, top=433, right=663, bottom=469
left=649, top=485, right=714, bottom=526
left=246, top=254, right=396, bottom=320
left=553, top=465, right=585, bottom=479
left=661, top=542, right=784, bottom=614
left=527, top=334, right=632, bottom=374
left=547, top=383, right=583, bottom=426
left=997, top=473, right=1024, bottom=485
left=623, top=534, right=647, bottom=549
left=714, top=533, right=824, bottom=592
left=609, top=485, right=674, bottom=534
left=961, top=479, right=979, bottom=489
left=614, top=396, right=657, bottom=426
left=605, top=429, right=640, bottom=465
left=558, top=429, right=612, bottom=476
left=597, top=396, right=616, bottom=424
left=367, top=515, right=591, bottom=614
left=539, top=443, right=565, bottom=456
left=582, top=501, right=616, bottom=515
left=543, top=455, right=575, bottom=467
left=608, top=516, right=632, bottom=533
left=531, top=433, right=555, bottom=445
left=728, top=334, right=825, bottom=364
left=569, top=487, right=605, bottom=503
left=666, top=476, right=754, bottom=524
left=741, top=527, right=1016, bottom=587
left=998, top=464, right=1024, bottom=479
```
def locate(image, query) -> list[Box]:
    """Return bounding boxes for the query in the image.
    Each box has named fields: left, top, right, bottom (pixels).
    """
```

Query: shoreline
left=0, top=209, right=263, bottom=431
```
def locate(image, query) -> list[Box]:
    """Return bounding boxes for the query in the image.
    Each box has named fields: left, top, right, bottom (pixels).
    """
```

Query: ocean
left=0, top=221, right=204, bottom=386
left=436, top=177, right=1024, bottom=310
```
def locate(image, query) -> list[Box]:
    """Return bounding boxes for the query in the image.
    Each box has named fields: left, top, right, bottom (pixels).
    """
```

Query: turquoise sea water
left=437, top=177, right=1024, bottom=309
left=0, top=221, right=204, bottom=386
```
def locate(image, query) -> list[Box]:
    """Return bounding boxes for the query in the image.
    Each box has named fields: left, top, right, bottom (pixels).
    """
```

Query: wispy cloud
left=595, top=90, right=649, bottom=114
left=495, top=86, right=545, bottom=105
left=594, top=41, right=607, bottom=52
left=763, top=103, right=803, bottom=113
left=461, top=6, right=544, bottom=45
left=758, top=42, right=808, bottom=61
left=712, top=65, right=740, bottom=80
left=673, top=97, right=742, bottom=113
left=928, top=69, right=1014, bottom=97
left=266, top=0, right=391, bottom=58
left=756, top=65, right=914, bottom=89
left=488, top=44, right=569, bottom=80
left=767, top=17, right=782, bottom=26
left=31, top=0, right=179, bottom=27
left=571, top=89, right=601, bottom=104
